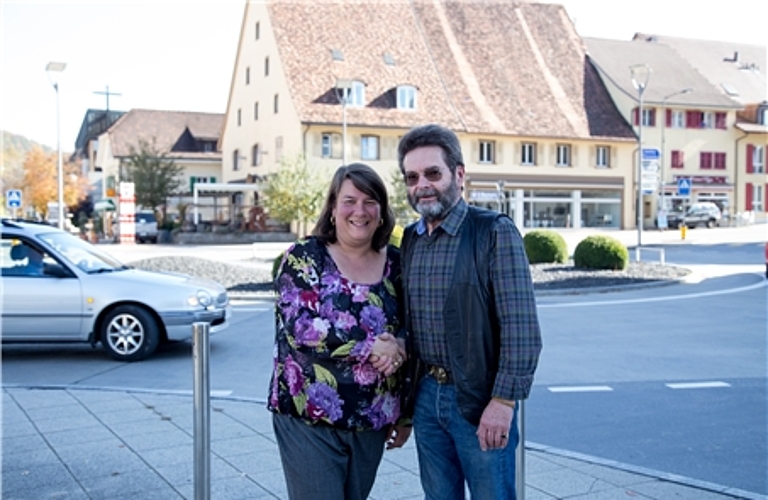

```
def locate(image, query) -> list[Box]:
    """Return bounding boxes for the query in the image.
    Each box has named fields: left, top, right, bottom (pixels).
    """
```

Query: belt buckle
left=430, top=366, right=449, bottom=384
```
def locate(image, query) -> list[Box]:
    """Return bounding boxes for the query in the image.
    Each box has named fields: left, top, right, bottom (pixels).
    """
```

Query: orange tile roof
left=108, top=109, right=224, bottom=157
left=266, top=0, right=634, bottom=140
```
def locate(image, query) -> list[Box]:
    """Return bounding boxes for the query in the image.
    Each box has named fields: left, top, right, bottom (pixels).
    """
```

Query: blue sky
left=2, top=0, right=766, bottom=152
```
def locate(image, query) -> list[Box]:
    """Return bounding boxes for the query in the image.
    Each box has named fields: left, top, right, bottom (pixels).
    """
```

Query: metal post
left=630, top=64, right=651, bottom=251
left=516, top=400, right=525, bottom=500
left=637, top=90, right=644, bottom=249
left=193, top=322, right=211, bottom=500
left=342, top=98, right=348, bottom=166
left=55, top=84, right=64, bottom=230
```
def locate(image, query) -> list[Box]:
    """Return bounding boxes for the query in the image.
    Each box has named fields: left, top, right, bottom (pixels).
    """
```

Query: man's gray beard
left=409, top=182, right=461, bottom=223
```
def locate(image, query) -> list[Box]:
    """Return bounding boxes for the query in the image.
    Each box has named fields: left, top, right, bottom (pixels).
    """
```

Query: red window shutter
left=745, top=183, right=753, bottom=211
left=666, top=109, right=672, bottom=127
left=714, top=152, right=726, bottom=170
left=671, top=150, right=683, bottom=169
left=700, top=152, right=712, bottom=169
left=747, top=144, right=754, bottom=173
left=632, top=108, right=639, bottom=126
left=715, top=112, right=727, bottom=129
left=686, top=111, right=697, bottom=129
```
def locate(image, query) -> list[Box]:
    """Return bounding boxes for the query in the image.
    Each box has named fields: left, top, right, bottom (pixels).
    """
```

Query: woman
left=269, top=163, right=411, bottom=500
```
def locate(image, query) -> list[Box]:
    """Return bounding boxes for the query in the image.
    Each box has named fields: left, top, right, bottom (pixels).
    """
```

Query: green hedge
left=523, top=230, right=568, bottom=264
left=573, top=235, right=628, bottom=270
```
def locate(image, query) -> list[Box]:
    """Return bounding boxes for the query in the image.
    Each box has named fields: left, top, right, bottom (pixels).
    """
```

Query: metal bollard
left=516, top=400, right=526, bottom=500
left=193, top=322, right=211, bottom=500
left=680, top=224, right=687, bottom=240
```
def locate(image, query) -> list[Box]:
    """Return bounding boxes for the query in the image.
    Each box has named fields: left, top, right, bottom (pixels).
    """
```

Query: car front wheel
left=101, top=305, right=160, bottom=361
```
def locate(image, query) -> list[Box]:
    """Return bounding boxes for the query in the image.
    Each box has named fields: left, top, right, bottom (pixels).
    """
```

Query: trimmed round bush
left=573, top=235, right=628, bottom=270
left=389, top=225, right=404, bottom=249
left=523, top=230, right=568, bottom=264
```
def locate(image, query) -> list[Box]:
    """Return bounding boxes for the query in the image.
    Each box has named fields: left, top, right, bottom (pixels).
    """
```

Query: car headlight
left=187, top=290, right=214, bottom=308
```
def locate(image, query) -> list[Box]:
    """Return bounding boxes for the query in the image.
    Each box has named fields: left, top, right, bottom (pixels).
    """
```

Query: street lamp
left=660, top=87, right=693, bottom=213
left=496, top=180, right=505, bottom=213
left=630, top=63, right=651, bottom=248
left=46, top=61, right=67, bottom=230
left=334, top=79, right=353, bottom=165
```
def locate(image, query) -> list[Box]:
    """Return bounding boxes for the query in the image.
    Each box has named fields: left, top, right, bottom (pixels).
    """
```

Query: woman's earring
left=331, top=216, right=336, bottom=226
left=378, top=219, right=384, bottom=227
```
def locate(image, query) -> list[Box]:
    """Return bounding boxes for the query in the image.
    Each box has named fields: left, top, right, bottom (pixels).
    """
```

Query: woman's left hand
left=370, top=334, right=406, bottom=376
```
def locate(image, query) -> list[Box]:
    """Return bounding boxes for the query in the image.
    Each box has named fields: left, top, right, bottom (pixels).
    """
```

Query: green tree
left=262, top=155, right=328, bottom=236
left=122, top=138, right=183, bottom=222
left=389, top=168, right=418, bottom=226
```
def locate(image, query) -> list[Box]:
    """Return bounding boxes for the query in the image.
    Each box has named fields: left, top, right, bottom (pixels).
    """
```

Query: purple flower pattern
left=267, top=238, right=403, bottom=431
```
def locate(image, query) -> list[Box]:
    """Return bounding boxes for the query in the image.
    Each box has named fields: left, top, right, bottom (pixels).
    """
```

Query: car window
left=36, top=232, right=126, bottom=274
left=136, top=212, right=157, bottom=223
left=2, top=238, right=58, bottom=277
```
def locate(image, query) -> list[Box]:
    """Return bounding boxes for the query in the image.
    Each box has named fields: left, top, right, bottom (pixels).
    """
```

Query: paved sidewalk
left=2, top=387, right=763, bottom=500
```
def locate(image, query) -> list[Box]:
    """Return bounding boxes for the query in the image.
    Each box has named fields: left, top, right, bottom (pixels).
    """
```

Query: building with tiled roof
left=586, top=34, right=767, bottom=223
left=222, top=0, right=641, bottom=230
left=96, top=109, right=224, bottom=219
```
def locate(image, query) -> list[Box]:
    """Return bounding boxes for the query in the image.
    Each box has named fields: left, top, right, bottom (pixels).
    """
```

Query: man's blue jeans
left=413, top=376, right=519, bottom=500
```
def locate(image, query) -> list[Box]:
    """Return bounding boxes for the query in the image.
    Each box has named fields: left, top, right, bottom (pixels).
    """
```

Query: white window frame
left=702, top=111, right=714, bottom=129
left=671, top=110, right=685, bottom=128
left=556, top=144, right=571, bottom=167
left=596, top=146, right=609, bottom=168
left=321, top=132, right=342, bottom=159
left=479, top=140, right=495, bottom=164
left=754, top=145, right=765, bottom=173
left=361, top=135, right=379, bottom=160
left=752, top=184, right=764, bottom=211
left=232, top=149, right=241, bottom=171
left=397, top=85, right=417, bottom=110
left=343, top=81, right=365, bottom=107
left=252, top=144, right=262, bottom=167
left=760, top=107, right=768, bottom=126
left=521, top=142, right=536, bottom=166
left=641, top=108, right=654, bottom=127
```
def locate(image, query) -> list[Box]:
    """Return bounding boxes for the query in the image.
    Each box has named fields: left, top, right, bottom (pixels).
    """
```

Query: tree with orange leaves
left=22, top=146, right=88, bottom=219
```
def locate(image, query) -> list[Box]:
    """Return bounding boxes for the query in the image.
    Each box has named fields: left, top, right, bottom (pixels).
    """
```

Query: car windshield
left=37, top=231, right=128, bottom=274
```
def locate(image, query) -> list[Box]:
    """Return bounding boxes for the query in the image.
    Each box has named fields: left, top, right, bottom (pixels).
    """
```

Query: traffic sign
left=642, top=148, right=660, bottom=161
left=6, top=189, right=22, bottom=208
left=677, top=178, right=692, bottom=196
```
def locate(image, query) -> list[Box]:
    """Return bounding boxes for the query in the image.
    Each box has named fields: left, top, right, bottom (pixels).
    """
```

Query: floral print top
left=268, top=237, right=404, bottom=431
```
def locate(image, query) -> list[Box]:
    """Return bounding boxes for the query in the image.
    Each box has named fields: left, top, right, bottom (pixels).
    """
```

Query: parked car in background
left=1, top=220, right=231, bottom=361
left=666, top=202, right=722, bottom=229
left=135, top=210, right=159, bottom=243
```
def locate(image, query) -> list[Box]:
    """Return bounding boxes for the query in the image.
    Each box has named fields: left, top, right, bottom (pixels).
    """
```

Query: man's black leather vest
left=401, top=206, right=503, bottom=425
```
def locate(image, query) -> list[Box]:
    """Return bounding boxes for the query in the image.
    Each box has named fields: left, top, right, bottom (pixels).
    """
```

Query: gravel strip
left=129, top=256, right=691, bottom=295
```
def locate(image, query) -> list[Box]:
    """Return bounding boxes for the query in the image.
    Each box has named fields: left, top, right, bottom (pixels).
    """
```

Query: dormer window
left=397, top=85, right=417, bottom=110
left=337, top=80, right=365, bottom=107
left=759, top=104, right=768, bottom=125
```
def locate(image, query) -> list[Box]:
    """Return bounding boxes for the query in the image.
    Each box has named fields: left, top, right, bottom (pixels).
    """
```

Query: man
left=398, top=124, right=542, bottom=499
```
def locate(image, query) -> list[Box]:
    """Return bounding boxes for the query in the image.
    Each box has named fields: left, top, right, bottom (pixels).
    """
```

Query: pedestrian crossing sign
left=6, top=189, right=22, bottom=208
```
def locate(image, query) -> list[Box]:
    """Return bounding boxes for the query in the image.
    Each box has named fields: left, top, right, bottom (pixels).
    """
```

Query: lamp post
left=630, top=64, right=651, bottom=248
left=660, top=87, right=693, bottom=212
left=335, top=79, right=353, bottom=166
left=46, top=61, right=67, bottom=230
left=496, top=180, right=505, bottom=213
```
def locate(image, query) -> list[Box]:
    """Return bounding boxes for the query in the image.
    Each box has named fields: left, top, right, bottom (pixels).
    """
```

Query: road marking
left=538, top=278, right=766, bottom=308
left=666, top=381, right=731, bottom=389
left=232, top=307, right=272, bottom=313
left=548, top=385, right=613, bottom=393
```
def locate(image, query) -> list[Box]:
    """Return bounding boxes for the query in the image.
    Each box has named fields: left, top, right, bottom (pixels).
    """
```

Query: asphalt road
left=2, top=229, right=766, bottom=496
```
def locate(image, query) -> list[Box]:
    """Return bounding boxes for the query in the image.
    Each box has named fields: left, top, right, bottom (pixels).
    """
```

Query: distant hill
left=2, top=131, right=56, bottom=191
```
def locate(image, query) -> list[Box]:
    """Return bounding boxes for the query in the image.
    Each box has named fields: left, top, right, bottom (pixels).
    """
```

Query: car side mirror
left=43, top=263, right=72, bottom=278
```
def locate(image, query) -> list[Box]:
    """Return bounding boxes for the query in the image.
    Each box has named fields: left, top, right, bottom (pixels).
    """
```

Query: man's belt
left=426, top=364, right=452, bottom=384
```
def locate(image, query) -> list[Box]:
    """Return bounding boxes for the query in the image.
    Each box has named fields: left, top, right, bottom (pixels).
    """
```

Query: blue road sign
left=6, top=189, right=22, bottom=208
left=642, top=148, right=660, bottom=161
left=677, top=178, right=692, bottom=196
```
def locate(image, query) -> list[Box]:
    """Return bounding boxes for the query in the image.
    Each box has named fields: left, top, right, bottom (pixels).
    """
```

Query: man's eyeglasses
left=404, top=167, right=444, bottom=186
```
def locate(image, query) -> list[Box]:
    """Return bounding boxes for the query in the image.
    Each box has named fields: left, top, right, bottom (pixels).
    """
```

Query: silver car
left=1, top=219, right=231, bottom=361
